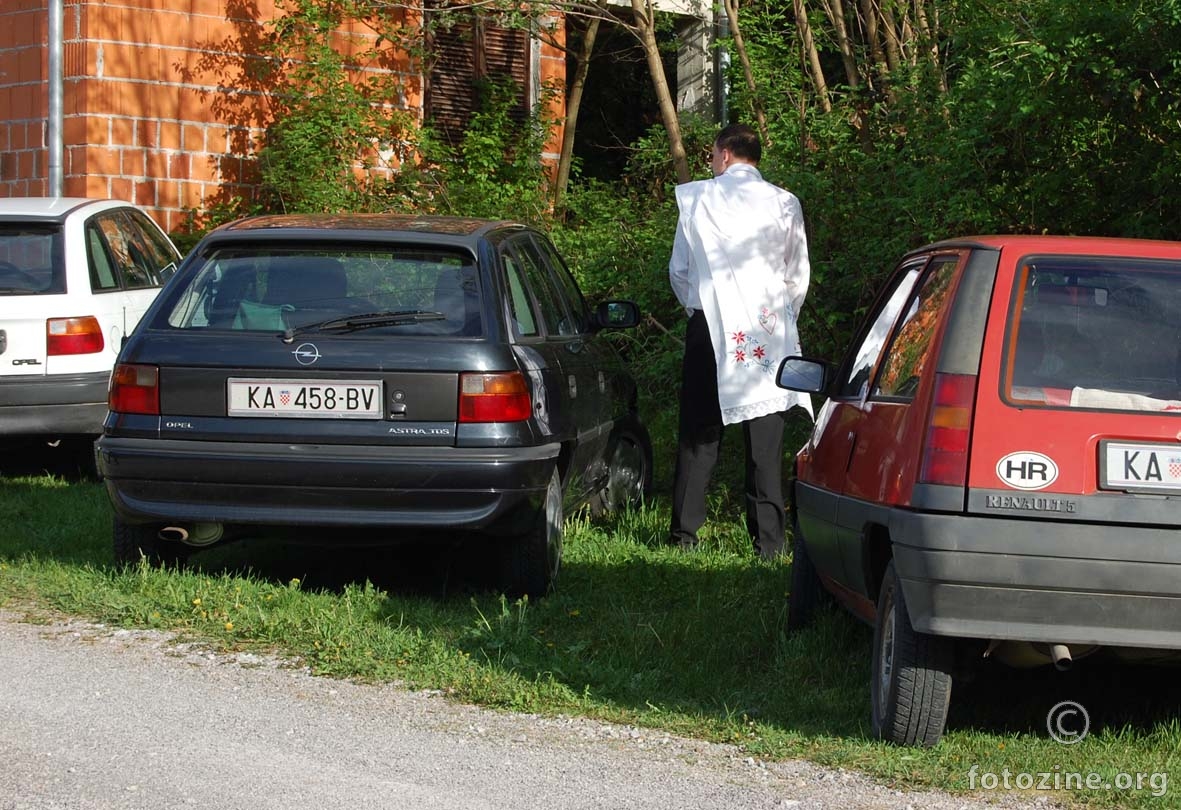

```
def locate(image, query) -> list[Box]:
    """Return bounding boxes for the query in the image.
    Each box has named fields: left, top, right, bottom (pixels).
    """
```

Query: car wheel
left=113, top=517, right=190, bottom=569
left=592, top=416, right=654, bottom=515
left=871, top=560, right=953, bottom=747
left=502, top=468, right=563, bottom=598
left=786, top=520, right=829, bottom=631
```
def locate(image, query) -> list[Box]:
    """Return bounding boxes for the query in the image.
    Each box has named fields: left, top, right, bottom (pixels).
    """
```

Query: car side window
left=502, top=253, right=540, bottom=338
left=89, top=210, right=172, bottom=291
left=531, top=235, right=590, bottom=334
left=124, top=209, right=180, bottom=282
left=86, top=224, right=120, bottom=291
left=873, top=257, right=960, bottom=400
left=504, top=237, right=568, bottom=337
left=837, top=261, right=925, bottom=399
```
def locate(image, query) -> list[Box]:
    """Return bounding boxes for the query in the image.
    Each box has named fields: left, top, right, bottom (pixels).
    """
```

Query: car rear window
left=162, top=246, right=483, bottom=337
left=0, top=224, right=64, bottom=295
left=1005, top=255, right=1181, bottom=413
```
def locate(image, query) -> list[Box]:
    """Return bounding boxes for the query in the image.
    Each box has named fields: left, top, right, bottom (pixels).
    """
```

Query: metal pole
left=47, top=0, right=64, bottom=196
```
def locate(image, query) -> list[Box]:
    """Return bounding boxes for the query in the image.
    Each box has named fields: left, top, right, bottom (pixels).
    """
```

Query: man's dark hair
left=715, top=123, right=761, bottom=164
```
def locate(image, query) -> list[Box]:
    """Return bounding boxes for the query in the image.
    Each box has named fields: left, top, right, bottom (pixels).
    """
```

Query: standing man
left=667, top=123, right=813, bottom=559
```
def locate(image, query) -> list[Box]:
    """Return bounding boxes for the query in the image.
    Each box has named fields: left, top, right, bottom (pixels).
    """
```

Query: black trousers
left=670, top=310, right=787, bottom=559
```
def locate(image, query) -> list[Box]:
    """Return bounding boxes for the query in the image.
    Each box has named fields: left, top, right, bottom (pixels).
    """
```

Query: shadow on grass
left=1, top=464, right=1176, bottom=749
left=0, top=438, right=100, bottom=483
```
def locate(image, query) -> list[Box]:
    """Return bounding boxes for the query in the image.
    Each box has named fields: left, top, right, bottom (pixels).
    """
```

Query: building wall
left=0, top=1, right=564, bottom=233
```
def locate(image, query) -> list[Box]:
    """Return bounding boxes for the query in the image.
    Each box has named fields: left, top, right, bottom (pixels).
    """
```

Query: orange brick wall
left=0, top=1, right=564, bottom=232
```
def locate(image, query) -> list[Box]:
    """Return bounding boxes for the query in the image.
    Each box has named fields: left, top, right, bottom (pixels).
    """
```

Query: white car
left=0, top=198, right=181, bottom=456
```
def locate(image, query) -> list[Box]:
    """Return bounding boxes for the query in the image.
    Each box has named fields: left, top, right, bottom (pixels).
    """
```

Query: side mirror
left=776, top=356, right=830, bottom=394
left=594, top=300, right=640, bottom=330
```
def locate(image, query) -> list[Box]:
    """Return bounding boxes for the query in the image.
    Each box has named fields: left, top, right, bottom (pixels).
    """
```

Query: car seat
left=234, top=257, right=348, bottom=331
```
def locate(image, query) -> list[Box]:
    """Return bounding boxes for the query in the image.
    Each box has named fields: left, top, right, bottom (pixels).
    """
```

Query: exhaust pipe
left=159, top=526, right=189, bottom=543
left=158, top=523, right=223, bottom=547
left=1050, top=643, right=1072, bottom=671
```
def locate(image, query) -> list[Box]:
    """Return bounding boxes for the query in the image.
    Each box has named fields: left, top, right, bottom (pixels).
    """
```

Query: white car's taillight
left=46, top=316, right=104, bottom=355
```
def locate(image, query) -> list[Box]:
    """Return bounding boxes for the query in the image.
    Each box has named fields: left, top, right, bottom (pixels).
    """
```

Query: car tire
left=113, top=517, right=191, bottom=569
left=502, top=468, right=563, bottom=599
left=786, top=520, right=829, bottom=632
left=871, top=560, right=953, bottom=747
left=590, top=416, right=654, bottom=516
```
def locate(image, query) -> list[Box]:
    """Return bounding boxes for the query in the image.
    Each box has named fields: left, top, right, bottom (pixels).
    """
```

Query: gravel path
left=0, top=609, right=1053, bottom=810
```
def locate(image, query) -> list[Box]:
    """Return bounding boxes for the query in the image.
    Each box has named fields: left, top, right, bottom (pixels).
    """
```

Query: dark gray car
left=97, top=214, right=652, bottom=596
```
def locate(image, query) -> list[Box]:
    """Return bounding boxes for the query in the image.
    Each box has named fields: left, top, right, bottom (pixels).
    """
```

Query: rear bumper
left=0, top=371, right=109, bottom=435
left=890, top=510, right=1181, bottom=650
left=97, top=436, right=561, bottom=534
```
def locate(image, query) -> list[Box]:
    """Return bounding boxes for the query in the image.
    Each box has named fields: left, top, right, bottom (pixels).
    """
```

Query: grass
left=0, top=456, right=1177, bottom=808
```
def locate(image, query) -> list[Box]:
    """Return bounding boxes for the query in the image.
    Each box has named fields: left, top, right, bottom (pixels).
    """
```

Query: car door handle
left=845, top=432, right=858, bottom=472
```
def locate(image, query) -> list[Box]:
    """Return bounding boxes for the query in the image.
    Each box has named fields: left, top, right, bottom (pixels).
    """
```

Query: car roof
left=209, top=214, right=530, bottom=248
left=914, top=234, right=1181, bottom=260
left=0, top=197, right=130, bottom=222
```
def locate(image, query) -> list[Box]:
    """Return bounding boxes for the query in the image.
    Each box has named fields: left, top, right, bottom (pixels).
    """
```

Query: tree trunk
left=629, top=0, right=691, bottom=184
left=723, top=0, right=770, bottom=145
left=554, top=9, right=603, bottom=209
left=912, top=0, right=946, bottom=92
left=818, top=0, right=859, bottom=89
left=879, top=0, right=902, bottom=73
left=793, top=0, right=831, bottom=113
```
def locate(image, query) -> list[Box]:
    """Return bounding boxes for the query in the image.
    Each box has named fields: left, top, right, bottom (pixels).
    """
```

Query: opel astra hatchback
left=0, top=198, right=180, bottom=453
left=778, top=235, right=1181, bottom=746
left=96, top=214, right=651, bottom=597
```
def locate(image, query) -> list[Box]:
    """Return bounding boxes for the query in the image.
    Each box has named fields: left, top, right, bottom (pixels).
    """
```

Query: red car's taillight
left=919, top=372, right=976, bottom=486
left=109, top=364, right=160, bottom=415
left=46, top=316, right=104, bottom=355
left=458, top=371, right=532, bottom=423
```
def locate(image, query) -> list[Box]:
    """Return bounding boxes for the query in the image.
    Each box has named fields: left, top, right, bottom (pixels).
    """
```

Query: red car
left=779, top=235, right=1181, bottom=746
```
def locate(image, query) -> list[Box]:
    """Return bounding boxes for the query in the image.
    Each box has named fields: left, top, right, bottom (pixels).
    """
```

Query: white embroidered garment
left=670, top=163, right=814, bottom=425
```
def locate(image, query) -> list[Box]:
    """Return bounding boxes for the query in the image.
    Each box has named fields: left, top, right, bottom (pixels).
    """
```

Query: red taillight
left=458, top=371, right=532, bottom=423
left=109, top=364, right=160, bottom=415
left=46, top=316, right=104, bottom=355
left=919, top=372, right=976, bottom=486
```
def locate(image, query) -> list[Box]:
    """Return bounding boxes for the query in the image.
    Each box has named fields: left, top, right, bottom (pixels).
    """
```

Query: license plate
left=227, top=378, right=383, bottom=419
left=1101, top=441, right=1181, bottom=492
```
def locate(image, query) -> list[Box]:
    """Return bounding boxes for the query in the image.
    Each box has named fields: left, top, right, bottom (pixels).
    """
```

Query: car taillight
left=919, top=372, right=976, bottom=486
left=109, top=364, right=160, bottom=415
left=46, top=316, right=104, bottom=355
left=458, top=371, right=532, bottom=423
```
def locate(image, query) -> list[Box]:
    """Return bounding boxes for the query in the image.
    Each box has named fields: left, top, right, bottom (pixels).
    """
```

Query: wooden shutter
left=425, top=7, right=531, bottom=148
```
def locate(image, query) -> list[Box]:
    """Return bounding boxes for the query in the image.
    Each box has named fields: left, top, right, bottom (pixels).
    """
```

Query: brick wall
left=0, top=1, right=564, bottom=233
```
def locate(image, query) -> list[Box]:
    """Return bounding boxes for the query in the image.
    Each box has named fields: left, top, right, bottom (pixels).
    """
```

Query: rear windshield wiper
left=282, top=310, right=446, bottom=341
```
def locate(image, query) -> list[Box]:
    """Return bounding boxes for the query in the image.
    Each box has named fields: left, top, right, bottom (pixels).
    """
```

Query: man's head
left=710, top=123, right=761, bottom=176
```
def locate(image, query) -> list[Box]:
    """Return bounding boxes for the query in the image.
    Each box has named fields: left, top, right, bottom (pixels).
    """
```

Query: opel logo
left=292, top=342, right=322, bottom=365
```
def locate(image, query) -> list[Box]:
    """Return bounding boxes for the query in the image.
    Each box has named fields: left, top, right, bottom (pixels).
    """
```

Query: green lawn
left=0, top=468, right=1175, bottom=808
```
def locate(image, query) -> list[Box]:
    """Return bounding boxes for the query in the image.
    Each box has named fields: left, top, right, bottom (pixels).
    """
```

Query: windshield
left=1006, top=256, right=1181, bottom=413
left=0, top=224, right=64, bottom=295
left=162, top=246, right=483, bottom=337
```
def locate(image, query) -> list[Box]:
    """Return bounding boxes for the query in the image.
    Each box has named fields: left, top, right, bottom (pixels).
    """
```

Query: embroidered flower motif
left=729, top=310, right=779, bottom=373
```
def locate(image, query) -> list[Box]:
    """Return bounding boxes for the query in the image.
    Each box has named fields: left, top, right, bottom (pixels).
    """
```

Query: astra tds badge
left=292, top=342, right=322, bottom=366
left=996, top=451, right=1059, bottom=490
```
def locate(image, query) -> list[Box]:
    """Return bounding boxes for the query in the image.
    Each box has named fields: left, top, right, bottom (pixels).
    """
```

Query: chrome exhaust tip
left=158, top=526, right=189, bottom=543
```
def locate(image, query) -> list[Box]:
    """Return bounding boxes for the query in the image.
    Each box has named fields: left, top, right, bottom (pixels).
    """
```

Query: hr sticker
left=996, top=451, right=1059, bottom=490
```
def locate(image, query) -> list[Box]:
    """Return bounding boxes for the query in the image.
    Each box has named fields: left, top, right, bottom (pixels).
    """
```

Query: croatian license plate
left=1101, top=441, right=1181, bottom=492
left=227, top=378, right=383, bottom=419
